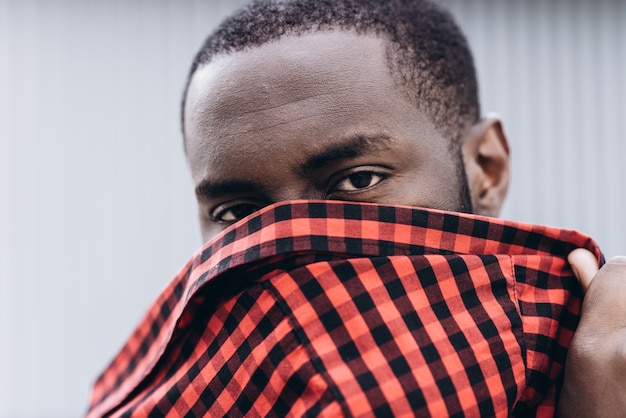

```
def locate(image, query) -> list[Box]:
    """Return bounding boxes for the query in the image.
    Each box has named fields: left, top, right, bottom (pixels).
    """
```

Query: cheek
left=200, top=218, right=227, bottom=244
left=389, top=168, right=462, bottom=211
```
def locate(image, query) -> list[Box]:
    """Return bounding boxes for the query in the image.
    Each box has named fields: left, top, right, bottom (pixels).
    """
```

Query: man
left=87, top=0, right=625, bottom=416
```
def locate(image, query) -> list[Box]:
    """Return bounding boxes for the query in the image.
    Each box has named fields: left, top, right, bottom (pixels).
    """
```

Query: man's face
left=184, top=32, right=466, bottom=242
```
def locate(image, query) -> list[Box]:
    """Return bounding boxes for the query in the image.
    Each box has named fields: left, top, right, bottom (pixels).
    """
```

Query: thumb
left=567, top=248, right=599, bottom=292
left=574, top=256, right=626, bottom=337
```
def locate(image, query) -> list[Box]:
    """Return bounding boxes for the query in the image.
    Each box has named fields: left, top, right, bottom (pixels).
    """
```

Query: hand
left=558, top=249, right=626, bottom=417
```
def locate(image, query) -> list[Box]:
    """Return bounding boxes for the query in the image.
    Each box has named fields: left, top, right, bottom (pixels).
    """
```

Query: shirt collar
left=190, top=200, right=602, bottom=290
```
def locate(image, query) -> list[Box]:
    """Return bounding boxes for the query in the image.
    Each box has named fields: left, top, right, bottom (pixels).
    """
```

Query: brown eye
left=333, top=172, right=385, bottom=192
left=212, top=203, right=261, bottom=223
left=349, top=173, right=374, bottom=188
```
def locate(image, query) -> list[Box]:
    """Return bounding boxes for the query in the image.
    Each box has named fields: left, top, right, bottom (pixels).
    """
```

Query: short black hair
left=182, top=0, right=480, bottom=147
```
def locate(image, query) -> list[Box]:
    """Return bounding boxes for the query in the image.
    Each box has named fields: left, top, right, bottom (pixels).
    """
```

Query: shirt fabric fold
left=87, top=200, right=603, bottom=417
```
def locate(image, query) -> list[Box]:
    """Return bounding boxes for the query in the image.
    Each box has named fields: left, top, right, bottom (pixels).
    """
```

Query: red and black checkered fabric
left=87, top=200, right=603, bottom=417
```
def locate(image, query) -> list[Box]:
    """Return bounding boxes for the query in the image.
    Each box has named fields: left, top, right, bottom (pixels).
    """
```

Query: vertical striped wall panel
left=444, top=0, right=625, bottom=257
left=0, top=1, right=624, bottom=416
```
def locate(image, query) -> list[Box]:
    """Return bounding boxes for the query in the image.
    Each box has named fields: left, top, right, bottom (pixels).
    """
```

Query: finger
left=575, top=256, right=626, bottom=333
left=567, top=248, right=600, bottom=292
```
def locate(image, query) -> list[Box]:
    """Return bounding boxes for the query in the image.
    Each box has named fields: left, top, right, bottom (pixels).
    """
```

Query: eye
left=211, top=201, right=262, bottom=223
left=331, top=171, right=386, bottom=193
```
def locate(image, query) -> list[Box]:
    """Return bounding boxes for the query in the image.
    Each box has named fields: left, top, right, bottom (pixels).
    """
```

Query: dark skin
left=559, top=251, right=626, bottom=417
left=184, top=31, right=625, bottom=415
left=184, top=32, right=509, bottom=242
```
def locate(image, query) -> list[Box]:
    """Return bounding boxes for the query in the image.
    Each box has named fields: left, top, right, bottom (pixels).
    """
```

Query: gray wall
left=444, top=0, right=625, bottom=256
left=0, top=0, right=624, bottom=416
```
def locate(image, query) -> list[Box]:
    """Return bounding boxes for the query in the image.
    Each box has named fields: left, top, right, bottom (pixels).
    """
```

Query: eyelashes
left=329, top=171, right=386, bottom=193
left=209, top=166, right=391, bottom=224
left=211, top=200, right=263, bottom=223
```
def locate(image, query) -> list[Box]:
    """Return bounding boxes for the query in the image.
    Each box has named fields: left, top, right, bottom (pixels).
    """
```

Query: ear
left=462, top=114, right=510, bottom=217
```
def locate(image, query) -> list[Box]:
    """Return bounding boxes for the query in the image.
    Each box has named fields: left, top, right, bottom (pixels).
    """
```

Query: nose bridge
left=273, top=184, right=322, bottom=203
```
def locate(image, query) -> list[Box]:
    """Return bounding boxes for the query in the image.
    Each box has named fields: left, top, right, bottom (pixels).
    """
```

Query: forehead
left=184, top=31, right=453, bottom=188
left=184, top=31, right=444, bottom=174
left=185, top=31, right=396, bottom=127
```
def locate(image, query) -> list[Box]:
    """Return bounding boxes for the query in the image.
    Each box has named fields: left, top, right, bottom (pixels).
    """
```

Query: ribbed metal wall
left=444, top=0, right=625, bottom=259
left=0, top=1, right=624, bottom=416
left=0, top=2, right=249, bottom=416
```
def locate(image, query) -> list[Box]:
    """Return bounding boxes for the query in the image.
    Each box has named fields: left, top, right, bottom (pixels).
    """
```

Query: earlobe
left=462, top=115, right=510, bottom=217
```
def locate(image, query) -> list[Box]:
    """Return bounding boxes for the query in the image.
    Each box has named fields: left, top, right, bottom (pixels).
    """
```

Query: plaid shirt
left=87, top=201, right=603, bottom=417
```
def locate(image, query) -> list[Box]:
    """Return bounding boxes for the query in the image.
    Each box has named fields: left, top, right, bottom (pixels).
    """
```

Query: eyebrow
left=195, top=134, right=393, bottom=201
left=195, top=179, right=261, bottom=202
left=300, top=134, right=392, bottom=173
